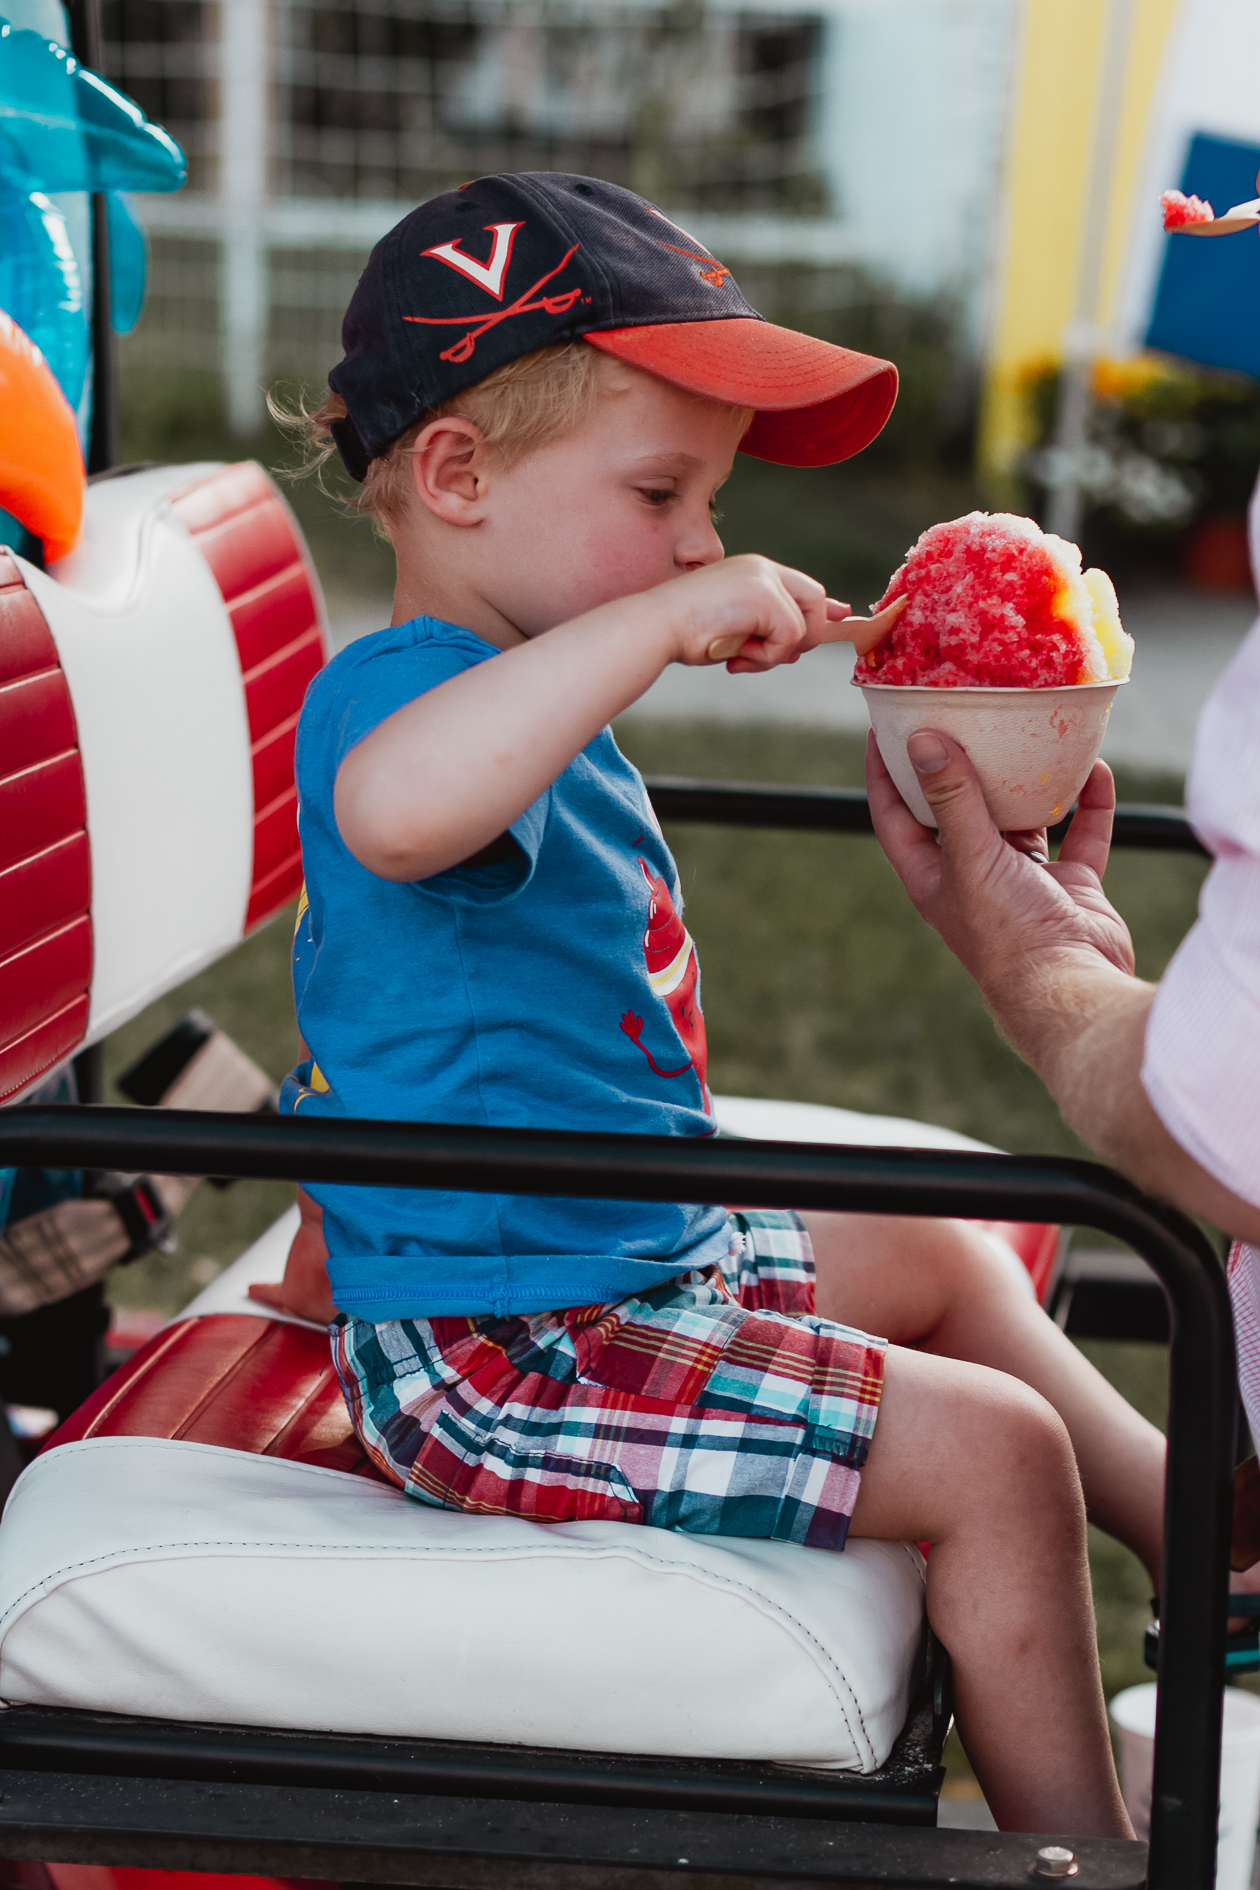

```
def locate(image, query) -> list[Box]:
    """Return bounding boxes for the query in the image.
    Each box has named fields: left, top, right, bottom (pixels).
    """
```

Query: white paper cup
left=857, top=678, right=1124, bottom=831
left=1110, top=1682, right=1260, bottom=1888
left=1110, top=1683, right=1157, bottom=1842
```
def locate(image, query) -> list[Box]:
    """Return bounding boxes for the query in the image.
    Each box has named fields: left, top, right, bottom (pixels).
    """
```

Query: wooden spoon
left=706, top=592, right=908, bottom=665
left=1180, top=201, right=1260, bottom=235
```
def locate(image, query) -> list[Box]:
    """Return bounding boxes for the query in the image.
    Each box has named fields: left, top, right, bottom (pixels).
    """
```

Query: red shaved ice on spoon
left=1161, top=188, right=1215, bottom=229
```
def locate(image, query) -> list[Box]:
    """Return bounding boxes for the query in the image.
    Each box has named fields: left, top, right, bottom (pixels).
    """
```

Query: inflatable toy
left=0, top=9, right=184, bottom=486
left=0, top=311, right=82, bottom=562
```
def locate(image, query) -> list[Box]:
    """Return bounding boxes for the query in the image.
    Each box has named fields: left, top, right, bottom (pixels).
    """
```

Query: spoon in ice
left=707, top=592, right=908, bottom=665
left=1180, top=198, right=1260, bottom=234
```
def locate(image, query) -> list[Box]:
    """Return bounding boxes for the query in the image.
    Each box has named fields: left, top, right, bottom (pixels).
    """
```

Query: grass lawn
left=101, top=717, right=1209, bottom=1773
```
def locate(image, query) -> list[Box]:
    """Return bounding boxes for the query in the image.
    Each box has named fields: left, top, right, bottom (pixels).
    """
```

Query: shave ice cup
left=856, top=677, right=1124, bottom=833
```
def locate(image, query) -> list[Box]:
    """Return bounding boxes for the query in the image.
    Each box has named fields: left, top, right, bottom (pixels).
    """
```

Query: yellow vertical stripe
left=980, top=0, right=1182, bottom=492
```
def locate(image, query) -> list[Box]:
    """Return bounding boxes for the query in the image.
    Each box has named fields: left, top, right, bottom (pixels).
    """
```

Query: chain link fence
left=103, top=0, right=833, bottom=424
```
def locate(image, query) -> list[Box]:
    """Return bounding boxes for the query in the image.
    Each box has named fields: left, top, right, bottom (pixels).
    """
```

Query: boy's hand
left=667, top=554, right=844, bottom=673
left=248, top=1186, right=337, bottom=1324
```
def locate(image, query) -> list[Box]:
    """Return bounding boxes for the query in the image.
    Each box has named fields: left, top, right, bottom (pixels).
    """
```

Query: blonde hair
left=272, top=342, right=604, bottom=536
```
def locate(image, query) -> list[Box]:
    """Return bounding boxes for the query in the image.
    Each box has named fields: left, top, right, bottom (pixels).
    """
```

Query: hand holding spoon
left=706, top=592, right=908, bottom=665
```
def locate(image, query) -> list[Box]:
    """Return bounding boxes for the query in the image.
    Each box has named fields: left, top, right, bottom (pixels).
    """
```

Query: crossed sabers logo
left=656, top=242, right=730, bottom=288
left=406, top=221, right=589, bottom=364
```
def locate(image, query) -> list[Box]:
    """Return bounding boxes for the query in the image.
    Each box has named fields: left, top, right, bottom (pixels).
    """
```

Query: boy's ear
left=409, top=416, right=491, bottom=525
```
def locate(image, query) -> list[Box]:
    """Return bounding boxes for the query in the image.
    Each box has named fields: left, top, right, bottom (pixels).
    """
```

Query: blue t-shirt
left=281, top=617, right=730, bottom=1320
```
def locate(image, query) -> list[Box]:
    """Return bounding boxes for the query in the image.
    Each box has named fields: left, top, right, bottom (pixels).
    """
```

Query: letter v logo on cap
left=421, top=222, right=526, bottom=301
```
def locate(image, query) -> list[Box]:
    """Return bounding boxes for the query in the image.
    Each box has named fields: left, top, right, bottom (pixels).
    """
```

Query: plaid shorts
left=331, top=1211, right=887, bottom=1552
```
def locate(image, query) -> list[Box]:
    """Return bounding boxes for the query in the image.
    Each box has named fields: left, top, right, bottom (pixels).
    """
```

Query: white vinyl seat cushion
left=0, top=1095, right=995, bottom=1768
left=0, top=1436, right=926, bottom=1770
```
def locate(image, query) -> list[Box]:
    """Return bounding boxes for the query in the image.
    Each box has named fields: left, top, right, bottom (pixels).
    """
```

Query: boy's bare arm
left=336, top=555, right=837, bottom=882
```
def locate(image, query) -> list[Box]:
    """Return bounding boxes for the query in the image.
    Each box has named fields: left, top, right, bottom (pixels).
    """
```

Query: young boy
left=264, top=173, right=1158, bottom=1838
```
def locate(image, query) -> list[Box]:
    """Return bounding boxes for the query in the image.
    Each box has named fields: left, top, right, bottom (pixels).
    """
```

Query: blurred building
left=981, top=0, right=1260, bottom=499
left=106, top=0, right=1017, bottom=432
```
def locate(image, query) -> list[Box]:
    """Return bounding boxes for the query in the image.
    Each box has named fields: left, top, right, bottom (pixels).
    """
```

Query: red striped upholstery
left=0, top=554, right=90, bottom=1101
left=49, top=1314, right=385, bottom=1481
left=167, top=467, right=325, bottom=933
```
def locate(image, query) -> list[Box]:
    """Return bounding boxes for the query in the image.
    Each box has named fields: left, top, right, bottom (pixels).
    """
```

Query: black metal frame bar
left=65, top=0, right=117, bottom=477
left=641, top=777, right=1208, bottom=855
left=0, top=1107, right=1232, bottom=1889
left=0, top=1695, right=947, bottom=1826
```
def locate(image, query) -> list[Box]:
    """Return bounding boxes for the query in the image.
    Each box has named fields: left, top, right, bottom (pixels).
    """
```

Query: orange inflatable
left=0, top=308, right=84, bottom=562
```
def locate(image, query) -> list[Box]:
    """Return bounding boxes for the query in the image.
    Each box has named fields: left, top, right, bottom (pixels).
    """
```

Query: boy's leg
left=806, top=1211, right=1165, bottom=1587
left=849, top=1342, right=1132, bottom=1839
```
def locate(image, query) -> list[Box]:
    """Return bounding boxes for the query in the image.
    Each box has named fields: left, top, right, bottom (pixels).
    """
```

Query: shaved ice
left=1161, top=189, right=1215, bottom=229
left=861, top=512, right=1133, bottom=689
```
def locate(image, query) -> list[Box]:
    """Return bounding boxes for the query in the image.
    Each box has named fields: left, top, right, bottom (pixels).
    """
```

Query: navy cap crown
left=329, top=172, right=761, bottom=479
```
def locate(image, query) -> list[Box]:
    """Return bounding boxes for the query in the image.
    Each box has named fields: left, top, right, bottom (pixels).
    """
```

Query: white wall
left=817, top=0, right=1016, bottom=334
left=1116, top=0, right=1260, bottom=349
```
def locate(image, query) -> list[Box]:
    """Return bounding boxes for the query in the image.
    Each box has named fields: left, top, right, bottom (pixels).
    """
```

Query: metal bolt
left=1031, top=1847, right=1079, bottom=1879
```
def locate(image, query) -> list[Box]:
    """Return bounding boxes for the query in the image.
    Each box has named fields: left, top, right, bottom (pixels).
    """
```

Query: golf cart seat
left=0, top=1103, right=1056, bottom=1799
left=1, top=459, right=325, bottom=1104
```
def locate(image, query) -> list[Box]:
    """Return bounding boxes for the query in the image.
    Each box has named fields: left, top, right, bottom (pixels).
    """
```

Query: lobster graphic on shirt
left=620, top=858, right=710, bottom=1112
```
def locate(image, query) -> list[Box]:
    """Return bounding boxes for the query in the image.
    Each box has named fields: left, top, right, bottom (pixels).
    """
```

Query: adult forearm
left=994, top=956, right=1160, bottom=1172
left=985, top=955, right=1260, bottom=1241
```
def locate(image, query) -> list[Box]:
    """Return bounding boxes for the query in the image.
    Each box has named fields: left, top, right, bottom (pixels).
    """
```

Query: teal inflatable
left=0, top=8, right=184, bottom=435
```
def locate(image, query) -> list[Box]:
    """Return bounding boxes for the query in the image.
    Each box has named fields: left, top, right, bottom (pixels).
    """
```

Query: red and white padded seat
left=0, top=1101, right=1058, bottom=1769
left=0, top=463, right=326, bottom=1102
left=0, top=554, right=91, bottom=1100
left=165, top=464, right=325, bottom=932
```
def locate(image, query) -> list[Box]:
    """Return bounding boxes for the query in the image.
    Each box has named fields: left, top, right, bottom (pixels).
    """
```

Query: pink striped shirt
left=1141, top=480, right=1260, bottom=1435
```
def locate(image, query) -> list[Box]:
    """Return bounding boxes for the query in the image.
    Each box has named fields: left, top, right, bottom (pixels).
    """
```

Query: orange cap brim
left=586, top=318, right=897, bottom=467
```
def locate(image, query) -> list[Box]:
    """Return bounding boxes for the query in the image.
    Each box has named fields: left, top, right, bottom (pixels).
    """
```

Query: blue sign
left=1146, top=132, right=1260, bottom=380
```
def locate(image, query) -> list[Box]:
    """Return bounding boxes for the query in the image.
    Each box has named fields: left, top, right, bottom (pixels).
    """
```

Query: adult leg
left=849, top=1343, right=1131, bottom=1839
left=807, top=1211, right=1165, bottom=1587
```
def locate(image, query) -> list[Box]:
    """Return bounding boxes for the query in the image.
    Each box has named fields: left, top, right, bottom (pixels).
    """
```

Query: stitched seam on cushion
left=895, top=1540, right=928, bottom=1590
left=6, top=1444, right=882, bottom=1743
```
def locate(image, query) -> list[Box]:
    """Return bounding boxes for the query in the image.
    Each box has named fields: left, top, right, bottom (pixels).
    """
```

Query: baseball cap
left=328, top=172, right=897, bottom=480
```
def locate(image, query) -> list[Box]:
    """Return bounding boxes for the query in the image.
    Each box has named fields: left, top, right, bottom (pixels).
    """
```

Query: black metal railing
left=0, top=1106, right=1232, bottom=1890
left=642, top=776, right=1209, bottom=856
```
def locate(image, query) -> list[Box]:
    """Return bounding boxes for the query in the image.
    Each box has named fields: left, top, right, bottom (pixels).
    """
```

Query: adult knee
left=980, top=1375, right=1081, bottom=1522
left=936, top=1220, right=1036, bottom=1309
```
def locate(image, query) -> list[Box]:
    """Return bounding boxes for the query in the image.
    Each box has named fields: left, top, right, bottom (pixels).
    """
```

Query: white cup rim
left=853, top=677, right=1128, bottom=695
